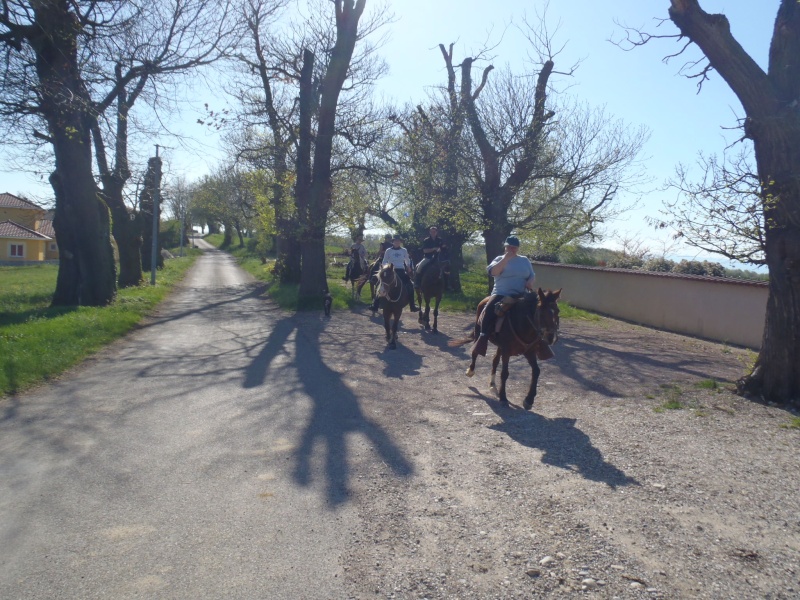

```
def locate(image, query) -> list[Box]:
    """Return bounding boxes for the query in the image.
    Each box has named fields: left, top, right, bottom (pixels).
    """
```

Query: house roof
left=0, top=220, right=52, bottom=240
left=39, top=219, right=55, bottom=238
left=0, top=192, right=44, bottom=211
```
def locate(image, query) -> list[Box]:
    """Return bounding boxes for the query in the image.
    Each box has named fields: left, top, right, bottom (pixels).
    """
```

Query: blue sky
left=0, top=0, right=777, bottom=266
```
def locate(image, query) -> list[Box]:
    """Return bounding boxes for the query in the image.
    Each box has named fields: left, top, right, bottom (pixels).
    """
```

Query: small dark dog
left=322, top=288, right=333, bottom=317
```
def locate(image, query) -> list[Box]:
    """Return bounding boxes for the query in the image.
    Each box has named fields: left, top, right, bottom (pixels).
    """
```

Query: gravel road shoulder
left=303, top=303, right=799, bottom=599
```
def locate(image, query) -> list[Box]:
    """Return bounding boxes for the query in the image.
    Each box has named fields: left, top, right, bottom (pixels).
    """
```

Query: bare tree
left=625, top=0, right=800, bottom=405
left=459, top=41, right=647, bottom=265
left=652, top=149, right=766, bottom=266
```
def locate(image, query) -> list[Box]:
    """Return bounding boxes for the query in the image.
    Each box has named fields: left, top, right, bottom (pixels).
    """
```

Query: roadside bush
left=671, top=260, right=726, bottom=277
left=642, top=257, right=676, bottom=272
left=606, top=256, right=644, bottom=269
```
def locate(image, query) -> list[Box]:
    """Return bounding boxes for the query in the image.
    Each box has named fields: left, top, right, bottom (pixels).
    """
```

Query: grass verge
left=0, top=254, right=198, bottom=396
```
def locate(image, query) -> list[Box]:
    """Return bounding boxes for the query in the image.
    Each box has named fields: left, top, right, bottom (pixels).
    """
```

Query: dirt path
left=312, top=299, right=799, bottom=599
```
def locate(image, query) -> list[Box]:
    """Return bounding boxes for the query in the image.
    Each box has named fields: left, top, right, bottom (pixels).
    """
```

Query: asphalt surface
left=1, top=243, right=362, bottom=599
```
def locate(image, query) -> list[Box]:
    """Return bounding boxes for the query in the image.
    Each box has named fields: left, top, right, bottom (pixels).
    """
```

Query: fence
left=531, top=262, right=768, bottom=349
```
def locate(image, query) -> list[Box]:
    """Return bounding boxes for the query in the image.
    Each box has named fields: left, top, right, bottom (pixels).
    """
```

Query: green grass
left=653, top=383, right=685, bottom=412
left=695, top=379, right=720, bottom=391
left=0, top=256, right=198, bottom=396
left=781, top=417, right=800, bottom=430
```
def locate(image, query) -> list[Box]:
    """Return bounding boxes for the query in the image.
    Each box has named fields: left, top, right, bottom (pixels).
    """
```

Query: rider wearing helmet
left=414, top=226, right=447, bottom=288
left=343, top=235, right=368, bottom=281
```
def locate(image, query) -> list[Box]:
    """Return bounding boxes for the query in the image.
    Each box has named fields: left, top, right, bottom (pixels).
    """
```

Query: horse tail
left=448, top=335, right=474, bottom=348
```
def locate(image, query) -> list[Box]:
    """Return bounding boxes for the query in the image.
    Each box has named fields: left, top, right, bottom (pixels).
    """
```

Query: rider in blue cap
left=471, top=235, right=536, bottom=357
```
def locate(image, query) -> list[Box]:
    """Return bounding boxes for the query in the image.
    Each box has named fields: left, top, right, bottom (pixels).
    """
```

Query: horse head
left=534, top=287, right=561, bottom=345
left=377, top=262, right=396, bottom=297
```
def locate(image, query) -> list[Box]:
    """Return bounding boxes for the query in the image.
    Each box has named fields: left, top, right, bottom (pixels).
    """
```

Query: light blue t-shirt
left=487, top=255, right=535, bottom=296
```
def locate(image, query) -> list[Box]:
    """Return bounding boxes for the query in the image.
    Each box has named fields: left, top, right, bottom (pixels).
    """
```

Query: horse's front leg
left=489, top=347, right=501, bottom=392
left=383, top=310, right=392, bottom=343
left=389, top=313, right=399, bottom=349
left=431, top=296, right=441, bottom=333
left=522, top=351, right=541, bottom=410
left=498, top=353, right=510, bottom=405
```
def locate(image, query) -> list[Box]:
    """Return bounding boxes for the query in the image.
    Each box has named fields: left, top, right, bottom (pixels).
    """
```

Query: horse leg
left=383, top=310, right=392, bottom=343
left=498, top=352, right=510, bottom=405
left=417, top=288, right=425, bottom=324
left=522, top=351, right=541, bottom=411
left=389, top=311, right=399, bottom=349
left=431, top=294, right=441, bottom=333
left=489, top=347, right=501, bottom=393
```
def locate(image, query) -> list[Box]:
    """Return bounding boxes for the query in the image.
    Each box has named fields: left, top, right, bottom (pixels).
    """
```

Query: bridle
left=378, top=266, right=404, bottom=303
left=507, top=297, right=560, bottom=351
left=532, top=301, right=559, bottom=345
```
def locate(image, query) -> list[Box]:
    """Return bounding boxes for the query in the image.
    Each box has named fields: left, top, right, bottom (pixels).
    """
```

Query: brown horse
left=374, top=263, right=413, bottom=349
left=415, top=255, right=450, bottom=333
left=449, top=288, right=561, bottom=410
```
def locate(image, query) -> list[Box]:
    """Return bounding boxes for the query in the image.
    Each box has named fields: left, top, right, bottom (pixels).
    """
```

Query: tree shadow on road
left=469, top=386, right=638, bottom=489
left=245, top=315, right=414, bottom=506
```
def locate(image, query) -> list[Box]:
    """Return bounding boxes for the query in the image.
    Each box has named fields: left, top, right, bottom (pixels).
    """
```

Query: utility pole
left=150, top=144, right=161, bottom=285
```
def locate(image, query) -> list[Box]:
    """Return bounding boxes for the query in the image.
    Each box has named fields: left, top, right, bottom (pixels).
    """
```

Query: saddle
left=476, top=295, right=520, bottom=333
left=477, top=295, right=554, bottom=360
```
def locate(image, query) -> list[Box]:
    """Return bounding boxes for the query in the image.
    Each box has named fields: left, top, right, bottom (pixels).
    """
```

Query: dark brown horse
left=415, top=255, right=450, bottom=333
left=449, top=288, right=561, bottom=410
left=374, top=263, right=413, bottom=349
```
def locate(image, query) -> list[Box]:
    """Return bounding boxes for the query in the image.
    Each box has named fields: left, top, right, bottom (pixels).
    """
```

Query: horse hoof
left=523, top=399, right=534, bottom=411
left=499, top=398, right=509, bottom=406
left=489, top=383, right=497, bottom=393
left=465, top=367, right=474, bottom=378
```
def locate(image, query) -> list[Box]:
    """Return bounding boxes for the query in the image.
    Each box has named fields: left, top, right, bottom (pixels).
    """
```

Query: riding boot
left=343, top=265, right=350, bottom=281
left=409, top=295, right=419, bottom=312
left=370, top=297, right=380, bottom=312
left=471, top=333, right=489, bottom=357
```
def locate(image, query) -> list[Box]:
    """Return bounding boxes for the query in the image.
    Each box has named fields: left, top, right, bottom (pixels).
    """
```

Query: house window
left=50, top=243, right=57, bottom=251
left=10, top=243, right=24, bottom=258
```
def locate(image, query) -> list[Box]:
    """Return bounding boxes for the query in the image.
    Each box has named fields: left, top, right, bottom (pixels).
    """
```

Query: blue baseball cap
left=504, top=236, right=520, bottom=247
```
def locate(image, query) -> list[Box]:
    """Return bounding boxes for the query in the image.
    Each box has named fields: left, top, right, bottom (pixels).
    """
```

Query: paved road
left=0, top=244, right=382, bottom=599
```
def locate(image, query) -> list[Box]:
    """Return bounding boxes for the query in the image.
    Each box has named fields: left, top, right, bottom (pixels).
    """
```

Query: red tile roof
left=0, top=193, right=44, bottom=210
left=38, top=219, right=55, bottom=238
left=0, top=220, right=52, bottom=240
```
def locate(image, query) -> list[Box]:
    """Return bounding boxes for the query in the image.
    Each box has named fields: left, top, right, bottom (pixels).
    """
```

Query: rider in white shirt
left=370, top=234, right=418, bottom=312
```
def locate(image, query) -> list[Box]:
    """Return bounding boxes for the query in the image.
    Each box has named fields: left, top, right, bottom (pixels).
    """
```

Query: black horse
left=415, top=254, right=450, bottom=333
left=374, top=263, right=413, bottom=349
left=449, top=288, right=561, bottom=410
left=360, top=257, right=382, bottom=301
left=344, top=249, right=368, bottom=300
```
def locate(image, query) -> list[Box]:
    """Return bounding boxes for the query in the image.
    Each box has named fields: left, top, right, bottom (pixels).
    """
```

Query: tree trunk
left=668, top=0, right=800, bottom=405
left=141, top=157, right=164, bottom=271
left=102, top=179, right=144, bottom=288
left=298, top=0, right=366, bottom=301
left=737, top=115, right=800, bottom=403
left=34, top=3, right=116, bottom=306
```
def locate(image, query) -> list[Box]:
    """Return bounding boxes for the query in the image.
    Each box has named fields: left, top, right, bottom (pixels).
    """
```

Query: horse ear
left=553, top=288, right=562, bottom=301
left=537, top=287, right=545, bottom=300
